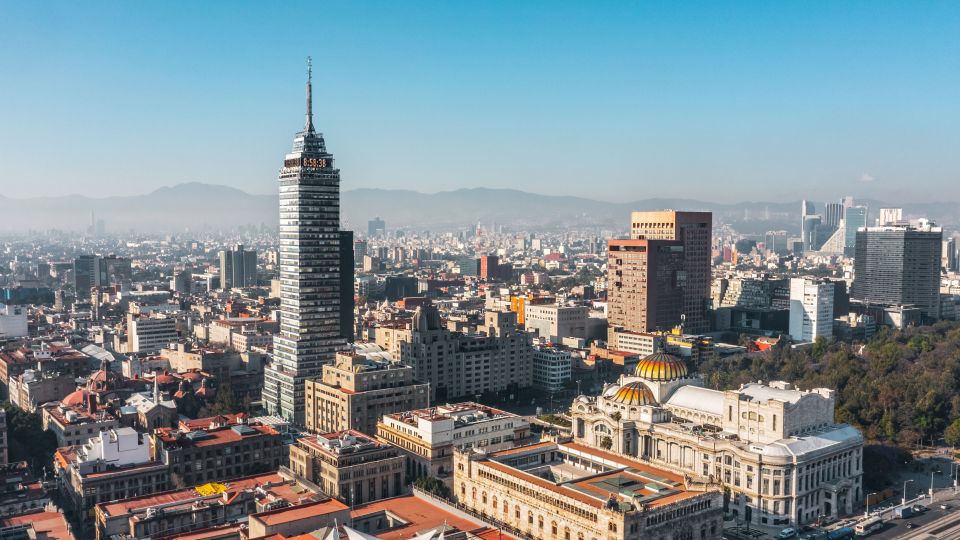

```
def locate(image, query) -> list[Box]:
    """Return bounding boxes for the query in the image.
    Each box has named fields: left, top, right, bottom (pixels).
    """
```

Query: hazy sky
left=1, top=1, right=958, bottom=203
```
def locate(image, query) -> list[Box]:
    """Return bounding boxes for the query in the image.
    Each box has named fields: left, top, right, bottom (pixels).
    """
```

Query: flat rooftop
left=97, top=472, right=309, bottom=519
left=482, top=440, right=707, bottom=511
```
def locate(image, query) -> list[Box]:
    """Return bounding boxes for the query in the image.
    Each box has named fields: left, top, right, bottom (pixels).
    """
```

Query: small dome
left=62, top=389, right=90, bottom=407
left=609, top=381, right=656, bottom=406
left=635, top=352, right=688, bottom=381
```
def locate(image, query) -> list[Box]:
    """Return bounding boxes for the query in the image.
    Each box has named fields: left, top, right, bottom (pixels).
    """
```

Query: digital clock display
left=283, top=157, right=329, bottom=168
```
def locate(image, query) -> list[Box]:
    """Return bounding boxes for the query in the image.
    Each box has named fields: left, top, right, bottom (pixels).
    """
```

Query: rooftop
left=300, top=430, right=388, bottom=456
left=0, top=510, right=74, bottom=540
left=479, top=440, right=709, bottom=512
left=97, top=472, right=311, bottom=519
left=385, top=402, right=519, bottom=428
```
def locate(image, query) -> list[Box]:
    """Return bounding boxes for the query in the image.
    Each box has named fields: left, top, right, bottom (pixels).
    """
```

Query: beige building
left=630, top=210, right=713, bottom=334
left=454, top=437, right=723, bottom=540
left=288, top=430, right=406, bottom=506
left=42, top=402, right=121, bottom=448
left=569, top=352, right=863, bottom=527
left=377, top=402, right=531, bottom=483
left=375, top=306, right=533, bottom=402
left=305, top=350, right=429, bottom=436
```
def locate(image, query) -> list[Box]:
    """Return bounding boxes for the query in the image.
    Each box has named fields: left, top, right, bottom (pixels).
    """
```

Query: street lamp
left=953, top=462, right=959, bottom=492
left=902, top=479, right=914, bottom=507
left=865, top=492, right=877, bottom=518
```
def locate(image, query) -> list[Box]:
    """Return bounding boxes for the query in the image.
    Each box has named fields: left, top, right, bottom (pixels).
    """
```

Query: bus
left=854, top=516, right=883, bottom=536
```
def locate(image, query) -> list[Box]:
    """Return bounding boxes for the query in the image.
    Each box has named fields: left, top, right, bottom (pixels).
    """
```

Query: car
left=940, top=503, right=949, bottom=510
left=906, top=523, right=915, bottom=529
left=778, top=528, right=798, bottom=539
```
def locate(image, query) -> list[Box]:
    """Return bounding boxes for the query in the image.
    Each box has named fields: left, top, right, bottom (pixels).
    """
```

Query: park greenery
left=1, top=401, right=58, bottom=475
left=699, top=320, right=960, bottom=449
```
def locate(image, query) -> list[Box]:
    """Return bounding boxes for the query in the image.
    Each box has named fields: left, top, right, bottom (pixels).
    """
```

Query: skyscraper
left=606, top=239, right=685, bottom=342
left=630, top=210, right=712, bottom=333
left=73, top=255, right=98, bottom=294
left=263, top=60, right=348, bottom=424
left=842, top=205, right=867, bottom=255
left=219, top=244, right=257, bottom=289
left=851, top=220, right=942, bottom=319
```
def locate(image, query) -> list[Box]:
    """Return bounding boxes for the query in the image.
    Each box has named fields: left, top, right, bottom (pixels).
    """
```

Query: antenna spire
left=305, top=56, right=314, bottom=133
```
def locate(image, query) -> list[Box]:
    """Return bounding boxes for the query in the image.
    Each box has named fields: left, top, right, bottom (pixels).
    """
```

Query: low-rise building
left=304, top=349, right=429, bottom=436
left=152, top=414, right=284, bottom=489
left=54, top=427, right=168, bottom=512
left=94, top=470, right=322, bottom=540
left=288, top=430, right=406, bottom=505
left=454, top=438, right=723, bottom=540
left=42, top=401, right=121, bottom=448
left=531, top=345, right=572, bottom=392
left=377, top=402, right=531, bottom=482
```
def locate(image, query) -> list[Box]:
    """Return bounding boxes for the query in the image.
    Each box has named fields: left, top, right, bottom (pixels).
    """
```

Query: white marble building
left=569, top=351, right=863, bottom=527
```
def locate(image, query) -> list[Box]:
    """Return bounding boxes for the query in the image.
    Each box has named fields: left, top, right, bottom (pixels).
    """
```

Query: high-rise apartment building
left=219, top=244, right=257, bottom=289
left=127, top=313, right=179, bottom=353
left=789, top=278, right=835, bottom=342
left=264, top=63, right=349, bottom=424
left=607, top=239, right=685, bottom=340
left=851, top=221, right=943, bottom=318
left=630, top=210, right=713, bottom=333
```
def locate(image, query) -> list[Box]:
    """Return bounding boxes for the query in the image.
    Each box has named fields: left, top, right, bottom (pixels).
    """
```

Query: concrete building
left=0, top=409, right=6, bottom=465
left=264, top=64, right=349, bottom=425
left=569, top=352, right=863, bottom=527
left=789, top=278, right=835, bottom=342
left=7, top=369, right=76, bottom=412
left=42, top=402, right=121, bottom=448
left=152, top=414, right=284, bottom=489
left=304, top=349, right=429, bottom=436
left=523, top=304, right=588, bottom=343
left=93, top=470, right=323, bottom=540
left=377, top=402, right=531, bottom=482
left=54, top=427, right=168, bottom=512
left=454, top=438, right=723, bottom=540
left=630, top=210, right=713, bottom=333
left=381, top=306, right=533, bottom=402
left=531, top=345, right=572, bottom=392
left=0, top=304, right=28, bottom=339
left=219, top=243, right=257, bottom=289
left=607, top=239, right=685, bottom=340
left=852, top=221, right=943, bottom=319
left=126, top=312, right=178, bottom=353
left=288, top=430, right=406, bottom=505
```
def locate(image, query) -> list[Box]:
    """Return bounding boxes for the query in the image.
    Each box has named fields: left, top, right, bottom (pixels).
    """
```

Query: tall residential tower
left=263, top=60, right=348, bottom=424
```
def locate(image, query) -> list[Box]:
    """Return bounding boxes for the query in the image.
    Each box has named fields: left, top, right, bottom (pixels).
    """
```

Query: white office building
left=789, top=278, right=834, bottom=342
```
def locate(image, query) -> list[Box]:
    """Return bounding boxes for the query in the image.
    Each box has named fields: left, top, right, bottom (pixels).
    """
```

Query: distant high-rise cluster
left=800, top=197, right=867, bottom=255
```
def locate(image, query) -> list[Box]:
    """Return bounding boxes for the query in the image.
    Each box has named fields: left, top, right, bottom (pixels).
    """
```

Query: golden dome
left=634, top=352, right=688, bottom=381
left=609, top=381, right=656, bottom=406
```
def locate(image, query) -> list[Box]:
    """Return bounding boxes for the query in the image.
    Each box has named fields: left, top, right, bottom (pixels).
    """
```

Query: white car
left=778, top=528, right=797, bottom=539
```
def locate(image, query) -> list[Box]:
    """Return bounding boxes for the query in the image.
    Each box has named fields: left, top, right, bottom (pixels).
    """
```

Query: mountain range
left=0, top=182, right=956, bottom=234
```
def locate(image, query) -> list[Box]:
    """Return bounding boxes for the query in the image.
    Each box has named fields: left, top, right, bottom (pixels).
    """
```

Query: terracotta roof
left=0, top=510, right=74, bottom=540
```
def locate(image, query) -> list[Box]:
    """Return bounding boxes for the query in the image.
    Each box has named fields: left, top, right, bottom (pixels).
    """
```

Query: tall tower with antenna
left=263, top=58, right=348, bottom=425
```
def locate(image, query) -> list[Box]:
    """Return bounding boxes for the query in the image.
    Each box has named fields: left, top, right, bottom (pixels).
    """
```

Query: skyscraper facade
left=607, top=239, right=685, bottom=341
left=842, top=205, right=867, bottom=255
left=219, top=244, right=257, bottom=289
left=630, top=210, right=712, bottom=333
left=851, top=221, right=942, bottom=318
left=264, top=63, right=348, bottom=424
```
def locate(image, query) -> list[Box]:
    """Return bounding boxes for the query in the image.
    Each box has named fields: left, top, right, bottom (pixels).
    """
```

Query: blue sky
left=0, top=1, right=958, bottom=203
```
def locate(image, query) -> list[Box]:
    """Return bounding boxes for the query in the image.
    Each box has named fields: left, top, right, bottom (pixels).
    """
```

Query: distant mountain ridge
left=0, top=183, right=956, bottom=234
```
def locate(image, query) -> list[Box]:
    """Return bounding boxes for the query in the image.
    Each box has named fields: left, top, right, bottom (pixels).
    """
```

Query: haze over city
left=2, top=1, right=958, bottom=203
left=3, top=3, right=960, bottom=540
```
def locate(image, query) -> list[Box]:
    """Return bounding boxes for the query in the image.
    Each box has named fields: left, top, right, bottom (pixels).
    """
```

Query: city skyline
left=2, top=1, right=959, bottom=203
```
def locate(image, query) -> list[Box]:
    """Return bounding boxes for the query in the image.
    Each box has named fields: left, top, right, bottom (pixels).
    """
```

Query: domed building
left=570, top=350, right=864, bottom=527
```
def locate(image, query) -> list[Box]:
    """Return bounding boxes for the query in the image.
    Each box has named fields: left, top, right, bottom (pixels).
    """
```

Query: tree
left=414, top=476, right=450, bottom=498
left=198, top=383, right=244, bottom=418
left=945, top=418, right=960, bottom=447
left=0, top=402, right=58, bottom=475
